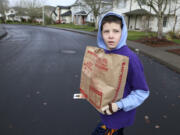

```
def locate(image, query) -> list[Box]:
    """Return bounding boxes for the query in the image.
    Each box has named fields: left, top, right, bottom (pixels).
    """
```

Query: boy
left=92, top=11, right=150, bottom=135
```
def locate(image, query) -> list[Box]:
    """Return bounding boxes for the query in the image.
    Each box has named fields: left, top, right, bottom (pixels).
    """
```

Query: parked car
left=55, top=19, right=66, bottom=24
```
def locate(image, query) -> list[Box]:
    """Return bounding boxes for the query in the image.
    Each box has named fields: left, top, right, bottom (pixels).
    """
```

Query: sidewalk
left=49, top=27, right=180, bottom=74
left=0, top=24, right=7, bottom=39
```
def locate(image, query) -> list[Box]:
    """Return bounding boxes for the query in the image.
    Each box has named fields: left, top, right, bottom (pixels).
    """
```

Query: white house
left=71, top=0, right=112, bottom=25
left=71, top=0, right=90, bottom=25
left=5, top=8, right=16, bottom=21
left=4, top=8, right=31, bottom=22
left=51, top=6, right=72, bottom=24
left=112, top=0, right=180, bottom=33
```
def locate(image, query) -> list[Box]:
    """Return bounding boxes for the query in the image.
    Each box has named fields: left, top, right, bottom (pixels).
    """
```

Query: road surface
left=0, top=25, right=180, bottom=135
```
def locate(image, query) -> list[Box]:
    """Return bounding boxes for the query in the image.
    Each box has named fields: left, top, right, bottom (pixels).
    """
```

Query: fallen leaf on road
left=144, top=115, right=149, bottom=119
left=144, top=115, right=151, bottom=124
left=36, top=91, right=40, bottom=95
left=9, top=124, right=13, bottom=129
left=178, top=96, right=180, bottom=98
left=74, top=74, right=79, bottom=78
left=26, top=94, right=31, bottom=98
left=162, top=115, right=167, bottom=119
left=43, top=102, right=47, bottom=106
left=171, top=104, right=175, bottom=107
left=155, top=125, right=160, bottom=129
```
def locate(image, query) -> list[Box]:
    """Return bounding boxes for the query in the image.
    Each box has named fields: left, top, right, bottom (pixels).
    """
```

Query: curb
left=0, top=31, right=7, bottom=40
left=128, top=45, right=180, bottom=74
left=0, top=24, right=8, bottom=40
left=45, top=26, right=97, bottom=37
left=3, top=24, right=97, bottom=37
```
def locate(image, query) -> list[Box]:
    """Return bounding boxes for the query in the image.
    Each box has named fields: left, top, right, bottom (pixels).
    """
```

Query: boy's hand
left=101, top=103, right=119, bottom=115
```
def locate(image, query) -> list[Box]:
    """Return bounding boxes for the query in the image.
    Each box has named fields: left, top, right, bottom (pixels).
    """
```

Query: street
left=0, top=25, right=180, bottom=135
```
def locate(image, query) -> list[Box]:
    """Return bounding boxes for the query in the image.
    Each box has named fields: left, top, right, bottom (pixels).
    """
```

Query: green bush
left=21, top=18, right=27, bottom=23
left=166, top=31, right=177, bottom=39
left=45, top=15, right=52, bottom=25
left=6, top=20, right=13, bottom=23
left=175, top=31, right=180, bottom=39
left=86, top=21, right=95, bottom=27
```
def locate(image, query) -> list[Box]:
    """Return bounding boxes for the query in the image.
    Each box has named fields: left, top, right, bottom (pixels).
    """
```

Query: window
left=163, top=17, right=168, bottom=27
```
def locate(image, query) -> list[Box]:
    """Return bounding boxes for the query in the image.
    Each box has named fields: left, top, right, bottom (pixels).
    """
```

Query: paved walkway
left=1, top=25, right=180, bottom=74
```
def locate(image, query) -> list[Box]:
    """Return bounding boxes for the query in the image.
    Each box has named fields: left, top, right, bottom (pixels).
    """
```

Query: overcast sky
left=9, top=0, right=76, bottom=7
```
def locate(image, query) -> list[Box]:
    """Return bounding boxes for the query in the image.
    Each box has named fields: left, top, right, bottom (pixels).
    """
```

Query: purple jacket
left=99, top=46, right=149, bottom=129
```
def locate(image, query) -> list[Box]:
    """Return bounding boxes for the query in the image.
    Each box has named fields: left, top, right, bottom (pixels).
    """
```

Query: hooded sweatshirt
left=97, top=11, right=149, bottom=129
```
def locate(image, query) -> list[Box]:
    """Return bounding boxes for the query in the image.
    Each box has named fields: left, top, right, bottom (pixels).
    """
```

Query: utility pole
left=42, top=5, right=45, bottom=25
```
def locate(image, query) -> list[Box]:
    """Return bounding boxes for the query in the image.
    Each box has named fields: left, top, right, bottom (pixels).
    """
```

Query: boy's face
left=102, top=22, right=122, bottom=50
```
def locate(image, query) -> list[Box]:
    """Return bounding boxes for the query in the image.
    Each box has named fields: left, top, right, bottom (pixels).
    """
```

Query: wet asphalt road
left=0, top=25, right=180, bottom=135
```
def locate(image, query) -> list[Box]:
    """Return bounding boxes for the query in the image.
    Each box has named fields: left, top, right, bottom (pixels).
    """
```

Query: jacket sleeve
left=116, top=52, right=149, bottom=111
left=116, top=90, right=149, bottom=111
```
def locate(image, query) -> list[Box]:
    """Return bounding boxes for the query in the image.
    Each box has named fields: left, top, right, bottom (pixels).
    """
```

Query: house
left=61, top=10, right=72, bottom=23
left=51, top=6, right=72, bottom=24
left=112, top=0, right=180, bottom=33
left=34, top=18, right=43, bottom=23
left=4, top=8, right=31, bottom=22
left=71, top=0, right=89, bottom=25
left=5, top=8, right=16, bottom=21
left=71, top=0, right=112, bottom=25
left=0, top=13, right=3, bottom=21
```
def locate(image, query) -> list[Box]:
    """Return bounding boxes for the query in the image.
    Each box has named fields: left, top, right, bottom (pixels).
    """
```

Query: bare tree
left=82, top=0, right=113, bottom=29
left=170, top=0, right=180, bottom=33
left=14, top=0, right=43, bottom=22
left=0, top=0, right=9, bottom=23
left=137, top=0, right=169, bottom=39
left=14, top=0, right=27, bottom=16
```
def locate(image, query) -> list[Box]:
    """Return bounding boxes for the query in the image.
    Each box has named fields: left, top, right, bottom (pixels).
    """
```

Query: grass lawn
left=48, top=24, right=96, bottom=32
left=172, top=39, right=180, bottom=44
left=2, top=21, right=42, bottom=26
left=128, top=31, right=180, bottom=45
left=127, top=31, right=157, bottom=40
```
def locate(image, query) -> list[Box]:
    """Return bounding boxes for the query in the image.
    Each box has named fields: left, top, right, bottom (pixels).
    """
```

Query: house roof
left=53, top=10, right=57, bottom=16
left=61, top=11, right=72, bottom=16
left=74, top=11, right=87, bottom=16
left=7, top=14, right=15, bottom=17
left=57, top=6, right=71, bottom=9
left=124, top=9, right=153, bottom=16
left=72, top=0, right=112, bottom=6
left=102, top=0, right=112, bottom=3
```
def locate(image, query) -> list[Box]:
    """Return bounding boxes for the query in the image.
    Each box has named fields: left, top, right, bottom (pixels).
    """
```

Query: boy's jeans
left=92, top=122, right=124, bottom=135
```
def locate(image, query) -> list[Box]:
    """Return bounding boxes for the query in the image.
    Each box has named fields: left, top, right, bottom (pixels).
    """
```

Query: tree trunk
left=173, top=15, right=177, bottom=33
left=95, top=16, right=98, bottom=30
left=157, top=15, right=163, bottom=39
left=173, top=0, right=178, bottom=33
